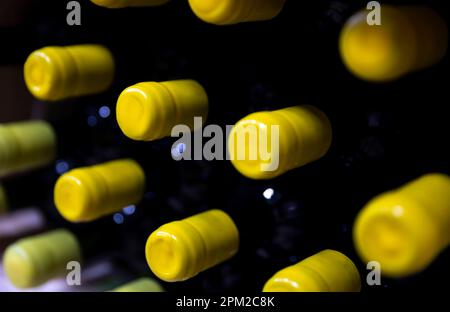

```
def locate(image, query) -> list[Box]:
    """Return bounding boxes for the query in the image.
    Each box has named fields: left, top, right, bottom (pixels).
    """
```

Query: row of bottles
left=2, top=90, right=447, bottom=191
left=2, top=172, right=449, bottom=290
left=1, top=224, right=162, bottom=292
left=14, top=45, right=337, bottom=181
left=90, top=0, right=286, bottom=25
left=1, top=1, right=448, bottom=292
left=83, top=3, right=448, bottom=82
left=23, top=5, right=449, bottom=104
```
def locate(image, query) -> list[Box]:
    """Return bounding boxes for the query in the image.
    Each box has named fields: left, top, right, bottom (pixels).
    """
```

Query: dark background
left=0, top=0, right=449, bottom=292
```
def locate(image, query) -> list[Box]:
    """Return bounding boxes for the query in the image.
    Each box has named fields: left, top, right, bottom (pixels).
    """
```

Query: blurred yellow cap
left=3, top=229, right=81, bottom=288
left=54, top=159, right=145, bottom=222
left=354, top=173, right=450, bottom=277
left=0, top=121, right=56, bottom=177
left=339, top=5, right=448, bottom=82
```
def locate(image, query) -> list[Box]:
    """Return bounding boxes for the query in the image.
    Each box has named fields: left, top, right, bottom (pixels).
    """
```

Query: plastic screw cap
left=0, top=121, right=56, bottom=177
left=111, top=278, right=164, bottom=292
left=146, top=209, right=239, bottom=282
left=116, top=80, right=208, bottom=141
left=24, top=45, right=115, bottom=101
left=188, top=0, right=285, bottom=25
left=54, top=159, right=145, bottom=222
left=339, top=5, right=448, bottom=82
left=228, top=105, right=332, bottom=180
left=3, top=229, right=81, bottom=288
left=90, top=0, right=169, bottom=8
left=263, top=250, right=361, bottom=292
left=354, top=173, right=450, bottom=278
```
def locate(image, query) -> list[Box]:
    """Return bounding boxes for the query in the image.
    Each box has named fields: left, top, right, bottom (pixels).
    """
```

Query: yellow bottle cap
left=24, top=45, right=115, bottom=101
left=188, top=0, right=285, bottom=25
left=228, top=105, right=332, bottom=180
left=339, top=6, right=448, bottom=82
left=401, top=7, right=448, bottom=72
left=116, top=80, right=208, bottom=141
left=54, top=159, right=145, bottom=222
left=0, top=184, right=8, bottom=214
left=3, top=229, right=82, bottom=288
left=146, top=209, right=239, bottom=282
left=111, top=277, right=164, bottom=292
left=263, top=250, right=361, bottom=292
left=0, top=121, right=56, bottom=177
left=354, top=173, right=450, bottom=278
left=90, top=0, right=169, bottom=8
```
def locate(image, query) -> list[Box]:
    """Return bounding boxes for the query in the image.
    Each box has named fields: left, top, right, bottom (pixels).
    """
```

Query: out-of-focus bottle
left=353, top=173, right=450, bottom=277
left=54, top=159, right=146, bottom=222
left=1, top=228, right=132, bottom=289
left=0, top=120, right=56, bottom=177
left=2, top=229, right=82, bottom=288
left=339, top=5, right=448, bottom=82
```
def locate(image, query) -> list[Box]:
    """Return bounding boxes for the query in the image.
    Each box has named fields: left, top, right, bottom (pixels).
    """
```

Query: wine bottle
left=353, top=173, right=450, bottom=278
left=53, top=159, right=145, bottom=223
left=145, top=209, right=239, bottom=282
left=188, top=0, right=286, bottom=25
left=339, top=5, right=448, bottom=82
left=228, top=105, right=332, bottom=180
left=2, top=229, right=81, bottom=288
left=24, top=45, right=115, bottom=102
left=116, top=79, right=209, bottom=142
left=263, top=249, right=361, bottom=292
left=0, top=116, right=111, bottom=221
left=1, top=221, right=138, bottom=289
